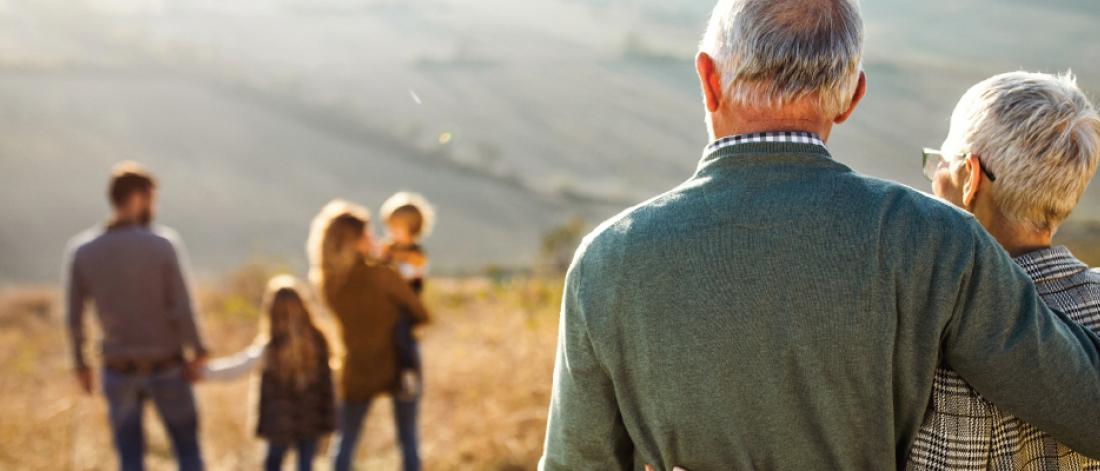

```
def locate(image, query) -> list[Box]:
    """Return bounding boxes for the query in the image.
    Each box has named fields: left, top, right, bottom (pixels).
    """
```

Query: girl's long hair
left=306, top=199, right=371, bottom=302
left=255, top=275, right=326, bottom=390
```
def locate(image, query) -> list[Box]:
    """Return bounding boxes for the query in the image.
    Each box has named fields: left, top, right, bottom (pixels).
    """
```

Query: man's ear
left=696, top=52, right=722, bottom=113
left=834, top=71, right=867, bottom=124
left=961, top=154, right=984, bottom=208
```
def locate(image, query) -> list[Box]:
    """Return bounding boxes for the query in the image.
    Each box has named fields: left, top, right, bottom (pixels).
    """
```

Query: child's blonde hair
left=380, top=192, right=436, bottom=239
left=255, top=275, right=327, bottom=390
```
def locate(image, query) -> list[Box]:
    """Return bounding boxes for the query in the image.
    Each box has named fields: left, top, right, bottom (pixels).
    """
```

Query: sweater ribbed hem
left=697, top=141, right=834, bottom=174
left=708, top=141, right=831, bottom=158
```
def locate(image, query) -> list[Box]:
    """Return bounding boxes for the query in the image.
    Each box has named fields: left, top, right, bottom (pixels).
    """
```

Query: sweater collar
left=696, top=133, right=835, bottom=175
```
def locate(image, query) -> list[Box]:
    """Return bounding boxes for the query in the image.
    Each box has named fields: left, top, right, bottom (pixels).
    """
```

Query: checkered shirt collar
left=705, top=131, right=827, bottom=155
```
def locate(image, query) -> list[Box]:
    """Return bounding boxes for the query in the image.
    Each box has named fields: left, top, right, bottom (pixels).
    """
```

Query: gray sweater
left=64, top=224, right=207, bottom=370
left=540, top=142, right=1100, bottom=470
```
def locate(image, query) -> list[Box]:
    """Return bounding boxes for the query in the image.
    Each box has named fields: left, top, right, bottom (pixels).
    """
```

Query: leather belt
left=103, top=353, right=185, bottom=376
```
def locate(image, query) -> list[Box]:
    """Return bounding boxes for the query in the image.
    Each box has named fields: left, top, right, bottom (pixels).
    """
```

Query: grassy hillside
left=0, top=267, right=562, bottom=469
left=3, top=234, right=1097, bottom=469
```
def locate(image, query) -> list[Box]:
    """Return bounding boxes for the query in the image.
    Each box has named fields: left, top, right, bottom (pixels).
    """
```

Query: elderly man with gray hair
left=538, top=0, right=1100, bottom=469
left=909, top=72, right=1100, bottom=470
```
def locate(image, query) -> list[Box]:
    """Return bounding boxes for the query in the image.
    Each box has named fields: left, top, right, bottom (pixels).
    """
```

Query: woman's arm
left=384, top=268, right=430, bottom=324
left=201, top=344, right=265, bottom=381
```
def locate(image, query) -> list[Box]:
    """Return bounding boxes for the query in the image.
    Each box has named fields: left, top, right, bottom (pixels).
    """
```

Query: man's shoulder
left=66, top=226, right=105, bottom=255
left=849, top=173, right=970, bottom=218
left=117, top=224, right=182, bottom=256
left=580, top=173, right=980, bottom=253
left=149, top=225, right=185, bottom=248
left=574, top=185, right=695, bottom=263
left=74, top=224, right=182, bottom=256
left=844, top=173, right=986, bottom=242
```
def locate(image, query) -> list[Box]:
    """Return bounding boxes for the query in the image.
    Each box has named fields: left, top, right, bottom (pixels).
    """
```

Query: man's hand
left=646, top=466, right=688, bottom=471
left=184, top=355, right=207, bottom=383
left=76, top=368, right=94, bottom=395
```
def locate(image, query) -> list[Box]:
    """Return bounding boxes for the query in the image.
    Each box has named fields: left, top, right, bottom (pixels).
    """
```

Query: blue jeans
left=394, top=314, right=422, bottom=373
left=265, top=439, right=317, bottom=471
left=101, top=366, right=203, bottom=471
left=332, top=396, right=420, bottom=471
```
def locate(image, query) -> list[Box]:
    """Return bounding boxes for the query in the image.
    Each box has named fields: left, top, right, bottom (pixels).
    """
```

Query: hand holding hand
left=184, top=355, right=208, bottom=383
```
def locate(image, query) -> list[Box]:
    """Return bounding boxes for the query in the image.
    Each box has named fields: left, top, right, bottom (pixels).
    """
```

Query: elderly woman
left=306, top=200, right=430, bottom=471
left=911, top=71, right=1100, bottom=470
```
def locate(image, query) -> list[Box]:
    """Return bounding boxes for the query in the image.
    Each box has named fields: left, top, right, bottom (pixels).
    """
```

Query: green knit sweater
left=539, top=142, right=1100, bottom=470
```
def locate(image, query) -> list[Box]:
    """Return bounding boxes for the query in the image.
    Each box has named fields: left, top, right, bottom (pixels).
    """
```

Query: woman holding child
left=306, top=199, right=431, bottom=471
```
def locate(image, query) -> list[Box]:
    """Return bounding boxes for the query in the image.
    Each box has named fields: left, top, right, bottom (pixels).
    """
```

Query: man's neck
left=109, top=213, right=143, bottom=229
left=710, top=105, right=835, bottom=142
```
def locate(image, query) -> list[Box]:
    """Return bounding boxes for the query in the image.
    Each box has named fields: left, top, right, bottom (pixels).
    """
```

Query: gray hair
left=699, top=0, right=864, bottom=117
left=945, top=71, right=1100, bottom=232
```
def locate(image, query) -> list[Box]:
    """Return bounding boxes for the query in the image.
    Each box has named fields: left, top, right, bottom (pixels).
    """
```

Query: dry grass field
left=0, top=265, right=563, bottom=470
left=1, top=229, right=1096, bottom=470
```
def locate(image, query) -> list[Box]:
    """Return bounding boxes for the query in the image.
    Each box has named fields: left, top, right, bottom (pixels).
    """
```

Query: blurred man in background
left=539, top=0, right=1100, bottom=469
left=911, top=71, right=1100, bottom=469
left=64, top=162, right=208, bottom=471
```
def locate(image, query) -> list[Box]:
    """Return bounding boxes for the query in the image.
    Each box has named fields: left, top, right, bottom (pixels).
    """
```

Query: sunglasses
left=921, top=148, right=997, bottom=183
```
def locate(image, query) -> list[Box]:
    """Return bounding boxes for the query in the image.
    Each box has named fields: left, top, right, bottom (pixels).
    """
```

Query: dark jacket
left=256, top=330, right=336, bottom=444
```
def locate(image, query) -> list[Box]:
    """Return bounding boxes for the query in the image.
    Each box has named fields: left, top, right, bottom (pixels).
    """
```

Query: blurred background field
left=0, top=265, right=564, bottom=470
left=0, top=0, right=1097, bottom=282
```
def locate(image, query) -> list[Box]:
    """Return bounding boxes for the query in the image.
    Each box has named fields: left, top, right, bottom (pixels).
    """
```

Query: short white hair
left=699, top=0, right=864, bottom=118
left=945, top=71, right=1100, bottom=232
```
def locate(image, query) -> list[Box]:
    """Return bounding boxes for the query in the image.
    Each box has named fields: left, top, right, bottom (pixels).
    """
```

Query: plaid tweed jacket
left=907, top=246, right=1100, bottom=471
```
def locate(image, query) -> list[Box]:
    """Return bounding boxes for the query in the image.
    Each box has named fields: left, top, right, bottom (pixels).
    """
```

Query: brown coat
left=323, top=259, right=429, bottom=403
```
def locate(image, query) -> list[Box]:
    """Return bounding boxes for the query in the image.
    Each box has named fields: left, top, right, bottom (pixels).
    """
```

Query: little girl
left=378, top=191, right=435, bottom=400
left=203, top=275, right=335, bottom=471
